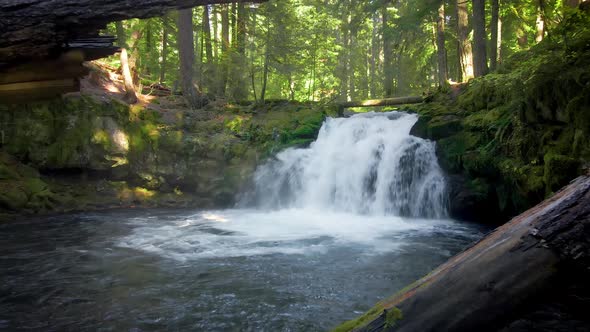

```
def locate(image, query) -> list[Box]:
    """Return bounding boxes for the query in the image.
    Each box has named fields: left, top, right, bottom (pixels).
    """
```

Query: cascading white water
left=248, top=111, right=448, bottom=218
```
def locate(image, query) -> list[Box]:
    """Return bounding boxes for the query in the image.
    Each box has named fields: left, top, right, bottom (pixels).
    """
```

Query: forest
left=0, top=0, right=589, bottom=331
left=104, top=0, right=582, bottom=106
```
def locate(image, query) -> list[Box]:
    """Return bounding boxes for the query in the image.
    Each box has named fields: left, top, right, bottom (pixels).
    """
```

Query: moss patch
left=408, top=10, right=590, bottom=221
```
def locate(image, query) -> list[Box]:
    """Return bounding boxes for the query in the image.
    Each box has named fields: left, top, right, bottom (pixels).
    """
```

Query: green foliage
left=384, top=307, right=403, bottom=328
left=413, top=9, right=590, bottom=219
left=332, top=305, right=384, bottom=332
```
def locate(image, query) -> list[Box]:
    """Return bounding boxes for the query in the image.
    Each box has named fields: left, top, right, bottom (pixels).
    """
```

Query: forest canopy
left=104, top=0, right=585, bottom=105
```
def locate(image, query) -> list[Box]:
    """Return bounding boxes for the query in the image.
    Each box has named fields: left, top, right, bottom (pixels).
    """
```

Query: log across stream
left=339, top=174, right=590, bottom=332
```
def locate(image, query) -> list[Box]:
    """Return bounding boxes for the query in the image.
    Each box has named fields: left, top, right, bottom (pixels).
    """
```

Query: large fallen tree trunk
left=337, top=96, right=424, bottom=108
left=336, top=174, right=590, bottom=332
left=0, top=0, right=267, bottom=102
left=0, top=0, right=267, bottom=68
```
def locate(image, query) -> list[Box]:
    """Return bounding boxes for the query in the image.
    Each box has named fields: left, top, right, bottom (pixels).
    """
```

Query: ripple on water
left=0, top=209, right=488, bottom=331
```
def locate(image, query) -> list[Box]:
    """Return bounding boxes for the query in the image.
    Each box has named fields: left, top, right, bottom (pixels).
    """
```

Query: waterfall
left=247, top=111, right=448, bottom=218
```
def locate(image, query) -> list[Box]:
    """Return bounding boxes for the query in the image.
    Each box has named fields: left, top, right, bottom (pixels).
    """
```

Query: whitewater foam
left=119, top=111, right=456, bottom=261
left=247, top=111, right=448, bottom=218
left=117, top=209, right=461, bottom=261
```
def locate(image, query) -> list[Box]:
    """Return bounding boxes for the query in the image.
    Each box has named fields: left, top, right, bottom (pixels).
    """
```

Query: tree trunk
left=231, top=2, right=237, bottom=48
left=564, top=0, right=581, bottom=8
left=536, top=0, right=546, bottom=43
left=472, top=0, right=488, bottom=77
left=436, top=1, right=448, bottom=86
left=309, top=47, right=317, bottom=101
left=115, top=21, right=127, bottom=48
left=348, top=23, right=357, bottom=100
left=177, top=8, right=206, bottom=108
left=337, top=96, right=423, bottom=108
left=0, top=0, right=268, bottom=68
left=348, top=175, right=590, bottom=332
left=232, top=2, right=248, bottom=100
left=159, top=15, right=169, bottom=84
left=338, top=9, right=350, bottom=101
left=250, top=6, right=258, bottom=102
left=219, top=4, right=230, bottom=96
left=203, top=6, right=214, bottom=64
left=120, top=48, right=137, bottom=104
left=490, top=0, right=500, bottom=71
left=370, top=12, right=380, bottom=98
left=144, top=20, right=153, bottom=76
left=395, top=43, right=406, bottom=95
left=128, top=30, right=141, bottom=85
left=497, top=10, right=502, bottom=65
left=212, top=6, right=219, bottom=60
left=456, top=0, right=474, bottom=81
left=202, top=5, right=214, bottom=92
left=260, top=15, right=270, bottom=103
left=383, top=3, right=394, bottom=97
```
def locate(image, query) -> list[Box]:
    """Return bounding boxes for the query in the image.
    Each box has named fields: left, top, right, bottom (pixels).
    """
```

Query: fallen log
left=335, top=174, right=590, bottom=332
left=0, top=79, right=78, bottom=103
left=0, top=0, right=268, bottom=68
left=337, top=96, right=423, bottom=108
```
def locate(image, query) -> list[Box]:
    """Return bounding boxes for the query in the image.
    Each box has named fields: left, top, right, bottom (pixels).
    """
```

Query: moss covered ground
left=0, top=90, right=328, bottom=218
left=407, top=10, right=590, bottom=222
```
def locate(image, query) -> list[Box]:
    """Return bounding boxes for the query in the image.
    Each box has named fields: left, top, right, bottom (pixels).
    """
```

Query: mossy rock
left=427, top=115, right=463, bottom=140
left=435, top=132, right=483, bottom=173
left=409, top=115, right=431, bottom=138
left=291, top=123, right=321, bottom=139
left=23, top=178, right=48, bottom=197
left=0, top=181, right=29, bottom=211
left=384, top=307, right=403, bottom=328
left=0, top=162, right=19, bottom=180
left=543, top=153, right=581, bottom=194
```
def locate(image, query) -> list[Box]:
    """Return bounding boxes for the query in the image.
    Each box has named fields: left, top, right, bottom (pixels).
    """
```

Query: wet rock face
left=0, top=96, right=256, bottom=211
left=445, top=174, right=500, bottom=223
left=0, top=152, right=56, bottom=213
left=0, top=91, right=328, bottom=215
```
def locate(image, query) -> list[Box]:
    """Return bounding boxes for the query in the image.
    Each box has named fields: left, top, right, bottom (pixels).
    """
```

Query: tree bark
left=250, top=6, right=258, bottom=102
left=348, top=22, right=357, bottom=100
left=203, top=6, right=214, bottom=64
left=159, top=15, right=169, bottom=84
left=143, top=19, right=153, bottom=76
left=436, top=1, right=448, bottom=86
left=0, top=0, right=268, bottom=67
left=370, top=12, right=380, bottom=98
left=120, top=48, right=138, bottom=104
left=212, top=6, right=219, bottom=60
left=338, top=7, right=351, bottom=101
left=115, top=21, right=127, bottom=48
left=536, top=0, right=546, bottom=43
left=456, top=0, right=474, bottom=81
left=490, top=0, right=500, bottom=71
left=383, top=3, right=394, bottom=97
left=348, top=175, right=590, bottom=332
left=231, top=2, right=249, bottom=100
left=219, top=4, right=230, bottom=96
left=260, top=14, right=270, bottom=103
left=472, top=0, right=488, bottom=77
left=202, top=5, right=215, bottom=92
left=337, top=96, right=424, bottom=108
left=564, top=0, right=581, bottom=8
left=177, top=8, right=206, bottom=108
left=231, top=3, right=237, bottom=48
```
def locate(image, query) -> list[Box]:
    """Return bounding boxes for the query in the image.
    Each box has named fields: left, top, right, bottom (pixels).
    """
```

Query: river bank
left=0, top=65, right=329, bottom=220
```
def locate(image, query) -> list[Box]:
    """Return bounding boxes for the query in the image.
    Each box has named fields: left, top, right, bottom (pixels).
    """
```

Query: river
left=0, top=112, right=488, bottom=331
